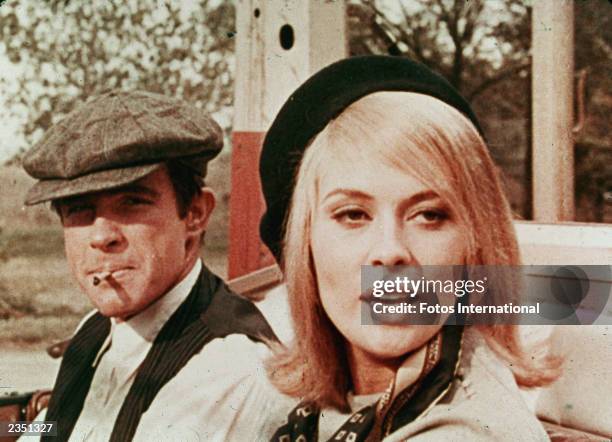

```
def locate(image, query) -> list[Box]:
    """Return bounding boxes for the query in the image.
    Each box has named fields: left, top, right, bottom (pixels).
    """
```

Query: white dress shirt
left=68, top=260, right=203, bottom=441
left=28, top=260, right=293, bottom=441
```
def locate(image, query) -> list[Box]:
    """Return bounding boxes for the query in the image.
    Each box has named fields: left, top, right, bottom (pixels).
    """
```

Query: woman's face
left=310, top=155, right=467, bottom=361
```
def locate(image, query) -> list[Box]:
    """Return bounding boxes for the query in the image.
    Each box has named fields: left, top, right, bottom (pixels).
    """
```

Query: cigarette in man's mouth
left=93, top=271, right=112, bottom=286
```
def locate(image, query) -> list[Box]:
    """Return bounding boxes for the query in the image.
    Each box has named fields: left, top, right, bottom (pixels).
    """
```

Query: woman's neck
left=347, top=345, right=404, bottom=395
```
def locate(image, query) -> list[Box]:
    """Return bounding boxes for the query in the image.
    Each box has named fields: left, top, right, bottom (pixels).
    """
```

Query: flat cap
left=259, top=55, right=483, bottom=261
left=23, top=90, right=223, bottom=205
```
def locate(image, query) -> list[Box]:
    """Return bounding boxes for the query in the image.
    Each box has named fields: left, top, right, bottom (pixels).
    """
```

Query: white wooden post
left=531, top=0, right=575, bottom=222
left=229, top=0, right=347, bottom=279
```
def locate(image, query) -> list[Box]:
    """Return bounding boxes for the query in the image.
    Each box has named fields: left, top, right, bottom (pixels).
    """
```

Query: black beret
left=23, top=90, right=223, bottom=205
left=259, top=55, right=483, bottom=261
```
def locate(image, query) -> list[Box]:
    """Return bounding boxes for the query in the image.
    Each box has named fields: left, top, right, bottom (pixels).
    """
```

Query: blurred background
left=0, top=0, right=610, bottom=351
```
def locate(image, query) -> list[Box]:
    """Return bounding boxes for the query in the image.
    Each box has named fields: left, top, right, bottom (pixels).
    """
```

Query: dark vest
left=43, top=266, right=275, bottom=442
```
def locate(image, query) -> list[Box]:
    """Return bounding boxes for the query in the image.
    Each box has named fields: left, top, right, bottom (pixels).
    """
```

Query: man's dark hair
left=165, top=160, right=204, bottom=218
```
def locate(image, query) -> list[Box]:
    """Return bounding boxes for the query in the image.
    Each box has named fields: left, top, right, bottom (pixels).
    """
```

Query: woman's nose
left=368, top=222, right=414, bottom=266
left=89, top=217, right=125, bottom=252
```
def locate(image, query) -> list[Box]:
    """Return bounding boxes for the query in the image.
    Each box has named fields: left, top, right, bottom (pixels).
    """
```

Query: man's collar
left=111, top=259, right=202, bottom=342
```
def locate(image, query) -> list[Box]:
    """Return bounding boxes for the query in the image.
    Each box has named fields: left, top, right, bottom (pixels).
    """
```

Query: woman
left=258, top=56, right=559, bottom=441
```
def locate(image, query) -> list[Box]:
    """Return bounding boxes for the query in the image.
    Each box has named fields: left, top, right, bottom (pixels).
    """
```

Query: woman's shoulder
left=384, top=328, right=549, bottom=442
left=384, top=399, right=548, bottom=442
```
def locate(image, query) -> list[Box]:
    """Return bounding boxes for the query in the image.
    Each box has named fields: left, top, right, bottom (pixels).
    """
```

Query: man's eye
left=123, top=197, right=151, bottom=206
left=60, top=204, right=94, bottom=225
left=65, top=205, right=92, bottom=215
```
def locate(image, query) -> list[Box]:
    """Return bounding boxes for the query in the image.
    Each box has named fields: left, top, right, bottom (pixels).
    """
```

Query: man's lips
left=87, top=265, right=134, bottom=274
left=86, top=266, right=135, bottom=281
left=89, top=267, right=134, bottom=287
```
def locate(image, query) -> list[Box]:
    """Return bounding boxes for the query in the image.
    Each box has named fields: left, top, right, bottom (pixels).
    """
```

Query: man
left=21, top=90, right=283, bottom=441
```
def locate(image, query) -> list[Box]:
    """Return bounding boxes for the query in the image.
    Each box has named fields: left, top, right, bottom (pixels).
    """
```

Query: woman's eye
left=413, top=209, right=448, bottom=224
left=333, top=208, right=369, bottom=223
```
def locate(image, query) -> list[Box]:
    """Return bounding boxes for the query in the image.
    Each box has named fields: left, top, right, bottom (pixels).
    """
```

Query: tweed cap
left=259, top=55, right=483, bottom=261
left=23, top=90, right=223, bottom=205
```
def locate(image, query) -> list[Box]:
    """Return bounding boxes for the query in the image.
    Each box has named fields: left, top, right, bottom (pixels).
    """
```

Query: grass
left=0, top=230, right=89, bottom=348
left=0, top=226, right=65, bottom=260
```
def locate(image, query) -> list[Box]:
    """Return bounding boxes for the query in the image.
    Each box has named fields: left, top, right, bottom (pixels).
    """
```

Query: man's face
left=57, top=167, right=207, bottom=319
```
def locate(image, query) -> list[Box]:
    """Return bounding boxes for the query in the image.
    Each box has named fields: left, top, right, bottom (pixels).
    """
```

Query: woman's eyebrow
left=322, top=189, right=441, bottom=207
left=401, top=190, right=440, bottom=207
left=321, top=188, right=373, bottom=203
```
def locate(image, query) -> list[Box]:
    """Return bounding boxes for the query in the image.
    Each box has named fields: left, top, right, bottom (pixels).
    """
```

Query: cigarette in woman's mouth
left=93, top=271, right=112, bottom=286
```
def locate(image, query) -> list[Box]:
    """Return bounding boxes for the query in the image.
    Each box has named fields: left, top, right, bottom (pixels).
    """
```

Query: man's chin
left=94, top=302, right=133, bottom=319
left=85, top=289, right=134, bottom=318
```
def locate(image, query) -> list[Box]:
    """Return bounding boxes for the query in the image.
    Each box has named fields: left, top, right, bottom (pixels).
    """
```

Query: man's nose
left=89, top=217, right=125, bottom=252
left=368, top=221, right=414, bottom=266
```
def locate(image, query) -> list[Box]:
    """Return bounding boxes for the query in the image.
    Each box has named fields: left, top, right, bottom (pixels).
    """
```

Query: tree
left=348, top=0, right=530, bottom=94
left=573, top=0, right=612, bottom=222
left=348, top=0, right=611, bottom=222
left=1, top=0, right=609, bottom=220
left=0, top=0, right=236, bottom=160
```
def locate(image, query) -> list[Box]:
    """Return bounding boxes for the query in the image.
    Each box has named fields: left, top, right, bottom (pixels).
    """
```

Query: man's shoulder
left=137, top=333, right=291, bottom=442
left=73, top=309, right=100, bottom=334
left=188, top=334, right=272, bottom=376
left=201, top=274, right=277, bottom=343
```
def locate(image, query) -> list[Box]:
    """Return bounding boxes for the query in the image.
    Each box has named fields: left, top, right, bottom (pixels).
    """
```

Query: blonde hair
left=266, top=92, right=559, bottom=409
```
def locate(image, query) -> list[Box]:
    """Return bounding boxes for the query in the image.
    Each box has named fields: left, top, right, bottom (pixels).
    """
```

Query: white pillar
left=229, top=0, right=347, bottom=278
left=532, top=0, right=575, bottom=222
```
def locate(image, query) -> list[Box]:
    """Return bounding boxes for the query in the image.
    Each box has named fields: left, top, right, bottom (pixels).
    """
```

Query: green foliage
left=0, top=0, right=238, bottom=347
left=0, top=0, right=236, bottom=159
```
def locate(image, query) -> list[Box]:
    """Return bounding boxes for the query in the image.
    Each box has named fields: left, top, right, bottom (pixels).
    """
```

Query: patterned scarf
left=271, top=326, right=463, bottom=442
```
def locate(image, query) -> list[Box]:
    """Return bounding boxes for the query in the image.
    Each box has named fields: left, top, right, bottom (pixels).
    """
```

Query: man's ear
left=185, top=188, right=216, bottom=237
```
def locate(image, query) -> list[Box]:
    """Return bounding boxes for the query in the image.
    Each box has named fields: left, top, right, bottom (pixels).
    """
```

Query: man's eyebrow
left=106, top=184, right=161, bottom=198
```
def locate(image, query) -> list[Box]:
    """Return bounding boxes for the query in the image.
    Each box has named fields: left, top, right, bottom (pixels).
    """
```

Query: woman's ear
left=185, top=188, right=216, bottom=237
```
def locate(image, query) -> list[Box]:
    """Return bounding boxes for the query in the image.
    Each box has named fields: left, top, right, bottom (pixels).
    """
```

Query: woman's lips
left=360, top=292, right=415, bottom=303
left=360, top=291, right=439, bottom=304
